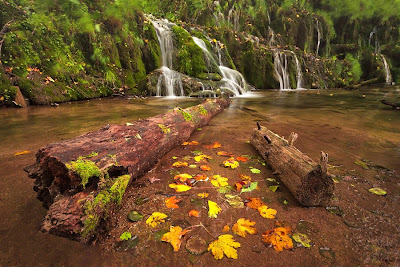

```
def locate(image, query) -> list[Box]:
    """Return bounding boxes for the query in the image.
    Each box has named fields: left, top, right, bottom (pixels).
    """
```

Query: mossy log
left=25, top=96, right=231, bottom=241
left=251, top=123, right=334, bottom=206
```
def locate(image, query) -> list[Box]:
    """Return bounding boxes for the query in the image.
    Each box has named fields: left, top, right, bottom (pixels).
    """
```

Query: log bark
left=251, top=124, right=334, bottom=206
left=381, top=99, right=400, bottom=109
left=25, top=96, right=230, bottom=241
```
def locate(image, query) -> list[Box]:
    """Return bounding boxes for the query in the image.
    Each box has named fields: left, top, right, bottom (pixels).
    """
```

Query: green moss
left=82, top=174, right=131, bottom=238
left=66, top=158, right=102, bottom=188
left=178, top=108, right=193, bottom=122
left=0, top=73, right=16, bottom=105
left=158, top=124, right=171, bottom=134
left=197, top=106, right=208, bottom=116
left=345, top=53, right=362, bottom=83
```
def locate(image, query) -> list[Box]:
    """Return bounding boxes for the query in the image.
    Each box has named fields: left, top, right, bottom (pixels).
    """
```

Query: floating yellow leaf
left=223, top=158, right=239, bottom=169
left=232, top=218, right=257, bottom=238
left=208, top=234, right=241, bottom=260
left=172, top=161, right=188, bottom=168
left=246, top=197, right=265, bottom=210
left=208, top=200, right=222, bottom=218
left=211, top=175, right=229, bottom=187
left=169, top=183, right=192, bottom=192
left=194, top=154, right=212, bottom=162
left=258, top=205, right=277, bottom=219
left=182, top=141, right=199, bottom=146
left=161, top=226, right=189, bottom=251
left=368, top=187, right=387, bottom=196
left=174, top=173, right=192, bottom=182
left=262, top=227, right=293, bottom=252
left=188, top=209, right=200, bottom=217
left=204, top=141, right=222, bottom=149
left=165, top=196, right=181, bottom=209
left=197, top=192, right=209, bottom=198
left=239, top=174, right=252, bottom=182
left=146, top=212, right=168, bottom=227
left=14, top=150, right=31, bottom=156
left=200, top=165, right=211, bottom=171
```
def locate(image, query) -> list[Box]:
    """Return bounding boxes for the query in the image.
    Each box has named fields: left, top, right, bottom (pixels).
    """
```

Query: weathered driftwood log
left=251, top=123, right=334, bottom=206
left=25, top=96, right=230, bottom=241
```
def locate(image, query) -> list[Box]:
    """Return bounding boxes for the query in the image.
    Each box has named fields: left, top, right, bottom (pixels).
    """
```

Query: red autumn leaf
left=188, top=209, right=200, bottom=217
left=204, top=141, right=222, bottom=149
left=217, top=151, right=235, bottom=157
left=165, top=196, right=181, bottom=209
left=200, top=165, right=211, bottom=171
left=236, top=156, right=249, bottom=162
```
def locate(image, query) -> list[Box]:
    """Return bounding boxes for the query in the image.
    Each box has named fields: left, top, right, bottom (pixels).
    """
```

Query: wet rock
left=326, top=206, right=344, bottom=216
left=319, top=247, right=335, bottom=261
left=186, top=236, right=207, bottom=255
left=134, top=197, right=150, bottom=205
left=128, top=211, right=143, bottom=222
left=296, top=220, right=319, bottom=234
left=342, top=213, right=362, bottom=229
left=115, top=235, right=140, bottom=251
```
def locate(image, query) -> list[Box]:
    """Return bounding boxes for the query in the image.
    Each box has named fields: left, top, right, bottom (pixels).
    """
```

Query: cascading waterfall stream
left=150, top=18, right=183, bottom=97
left=273, top=50, right=303, bottom=90
left=381, top=55, right=393, bottom=84
left=192, top=37, right=247, bottom=96
left=316, top=20, right=321, bottom=56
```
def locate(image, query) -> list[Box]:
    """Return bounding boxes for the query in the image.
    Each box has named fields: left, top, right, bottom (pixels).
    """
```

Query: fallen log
left=25, top=96, right=231, bottom=241
left=251, top=123, right=334, bottom=206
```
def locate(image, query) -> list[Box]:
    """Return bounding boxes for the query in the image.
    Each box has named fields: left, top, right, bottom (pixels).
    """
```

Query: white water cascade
left=316, top=20, right=321, bottom=56
left=381, top=55, right=393, bottom=84
left=192, top=37, right=247, bottom=96
left=273, top=50, right=303, bottom=90
left=150, top=18, right=183, bottom=97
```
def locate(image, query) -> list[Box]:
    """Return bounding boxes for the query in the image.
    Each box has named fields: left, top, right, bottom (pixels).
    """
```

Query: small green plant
left=158, top=124, right=171, bottom=134
left=84, top=152, right=98, bottom=158
left=66, top=158, right=102, bottom=188
left=120, top=231, right=132, bottom=241
left=178, top=108, right=193, bottom=122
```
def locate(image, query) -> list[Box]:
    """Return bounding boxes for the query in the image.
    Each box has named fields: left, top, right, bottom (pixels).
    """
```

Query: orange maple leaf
left=204, top=141, right=222, bottom=149
left=161, top=226, right=190, bottom=251
left=174, top=173, right=193, bottom=182
left=217, top=151, right=235, bottom=157
left=165, top=196, right=181, bottom=209
left=182, top=141, right=199, bottom=146
left=246, top=197, right=265, bottom=210
left=200, top=165, right=211, bottom=171
left=194, top=174, right=208, bottom=181
left=236, top=156, right=249, bottom=162
left=239, top=174, right=252, bottom=182
left=262, top=226, right=293, bottom=252
left=188, top=209, right=200, bottom=217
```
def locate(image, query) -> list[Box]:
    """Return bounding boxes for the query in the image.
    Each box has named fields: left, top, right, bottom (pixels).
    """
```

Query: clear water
left=1, top=87, right=399, bottom=265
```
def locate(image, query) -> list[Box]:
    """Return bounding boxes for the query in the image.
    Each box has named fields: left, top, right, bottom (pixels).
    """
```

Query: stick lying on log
left=25, top=96, right=231, bottom=241
left=381, top=100, right=400, bottom=110
left=251, top=123, right=334, bottom=206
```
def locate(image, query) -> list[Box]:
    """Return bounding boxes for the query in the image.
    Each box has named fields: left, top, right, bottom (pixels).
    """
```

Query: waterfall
left=381, top=55, right=393, bottom=84
left=316, top=20, right=321, bottom=56
left=192, top=37, right=247, bottom=95
left=150, top=18, right=183, bottom=97
left=267, top=27, right=276, bottom=47
left=274, top=51, right=291, bottom=90
left=228, top=7, right=240, bottom=32
left=273, top=50, right=303, bottom=90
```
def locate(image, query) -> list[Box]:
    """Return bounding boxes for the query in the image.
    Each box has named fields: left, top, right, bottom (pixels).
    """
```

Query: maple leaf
left=223, top=158, right=239, bottom=169
left=208, top=234, right=241, bottom=260
left=240, top=174, right=252, bottom=182
left=204, top=141, right=222, bottom=149
left=200, top=165, right=211, bottom=171
left=172, top=161, right=188, bottom=168
left=208, top=200, right=222, bottom=218
left=217, top=151, right=235, bottom=157
left=182, top=141, right=200, bottom=146
left=174, top=173, right=193, bottom=182
left=146, top=212, right=168, bottom=227
left=235, top=181, right=245, bottom=191
left=262, top=227, right=293, bottom=252
left=225, top=194, right=244, bottom=208
left=211, top=175, right=229, bottom=187
left=197, top=192, right=209, bottom=198
left=232, top=218, right=257, bottom=238
left=188, top=209, right=200, bottom=217
left=194, top=174, right=208, bottom=181
left=258, top=205, right=277, bottom=219
left=169, top=183, right=192, bottom=192
left=246, top=197, right=265, bottom=210
left=194, top=154, right=212, bottom=162
left=236, top=156, right=249, bottom=162
left=161, top=226, right=189, bottom=251
left=165, top=196, right=181, bottom=209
